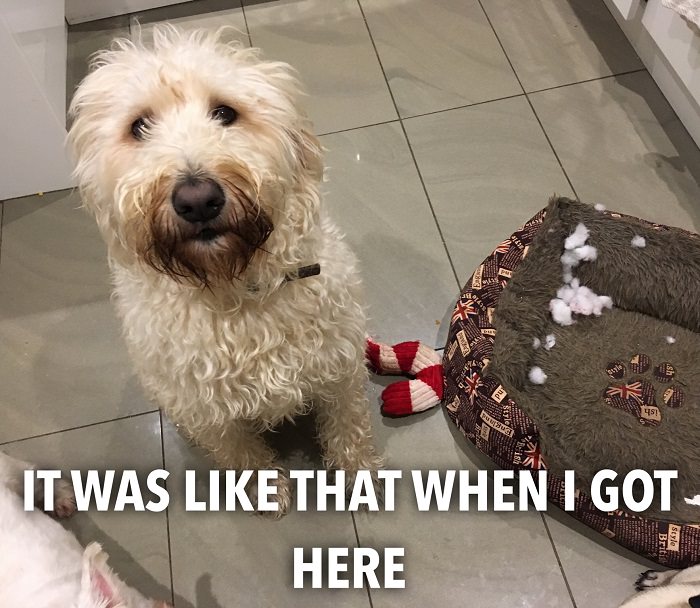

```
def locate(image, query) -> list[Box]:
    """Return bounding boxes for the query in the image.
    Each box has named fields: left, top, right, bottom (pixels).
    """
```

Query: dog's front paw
left=635, top=569, right=675, bottom=591
left=250, top=470, right=293, bottom=519
left=52, top=478, right=77, bottom=519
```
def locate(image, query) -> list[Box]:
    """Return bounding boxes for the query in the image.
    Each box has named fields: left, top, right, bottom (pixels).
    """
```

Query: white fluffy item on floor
left=528, top=366, right=547, bottom=384
left=594, top=203, right=606, bottom=211
left=550, top=223, right=614, bottom=327
left=666, top=336, right=676, bottom=344
left=631, top=235, right=646, bottom=248
left=533, top=219, right=617, bottom=384
left=550, top=298, right=574, bottom=326
left=564, top=223, right=590, bottom=250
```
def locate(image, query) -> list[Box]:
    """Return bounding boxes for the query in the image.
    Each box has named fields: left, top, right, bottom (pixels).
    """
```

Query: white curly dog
left=619, top=566, right=700, bottom=607
left=68, top=26, right=382, bottom=514
left=0, top=451, right=169, bottom=607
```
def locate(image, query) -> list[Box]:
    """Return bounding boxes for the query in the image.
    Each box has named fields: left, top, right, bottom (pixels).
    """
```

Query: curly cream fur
left=67, top=26, right=382, bottom=511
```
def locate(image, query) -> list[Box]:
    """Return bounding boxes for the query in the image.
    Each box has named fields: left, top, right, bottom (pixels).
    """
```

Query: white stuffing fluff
left=550, top=298, right=574, bottom=326
left=544, top=334, right=556, bottom=350
left=592, top=295, right=613, bottom=316
left=564, top=223, right=590, bottom=250
left=550, top=223, right=613, bottom=326
left=631, top=235, right=646, bottom=248
left=532, top=337, right=541, bottom=349
left=569, top=286, right=596, bottom=315
left=594, top=203, right=606, bottom=211
left=556, top=284, right=576, bottom=304
left=560, top=250, right=580, bottom=269
left=666, top=336, right=676, bottom=344
left=685, top=495, right=700, bottom=506
left=528, top=367, right=547, bottom=384
left=573, top=244, right=597, bottom=262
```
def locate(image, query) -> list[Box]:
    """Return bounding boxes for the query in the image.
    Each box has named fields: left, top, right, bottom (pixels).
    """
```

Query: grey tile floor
left=1, top=0, right=700, bottom=606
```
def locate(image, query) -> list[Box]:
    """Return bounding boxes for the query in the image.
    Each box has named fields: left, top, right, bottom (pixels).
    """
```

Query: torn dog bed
left=443, top=197, right=700, bottom=567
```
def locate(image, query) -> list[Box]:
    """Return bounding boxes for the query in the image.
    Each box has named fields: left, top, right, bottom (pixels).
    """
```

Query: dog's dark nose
left=172, top=178, right=225, bottom=223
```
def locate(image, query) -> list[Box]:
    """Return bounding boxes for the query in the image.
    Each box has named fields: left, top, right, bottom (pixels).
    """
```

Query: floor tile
left=67, top=15, right=130, bottom=115
left=481, top=0, right=642, bottom=92
left=321, top=122, right=458, bottom=347
left=245, top=0, right=397, bottom=135
left=359, top=0, right=521, bottom=118
left=0, top=191, right=152, bottom=443
left=132, top=0, right=249, bottom=47
left=530, top=71, right=700, bottom=230
left=403, top=97, right=573, bottom=283
left=1, top=413, right=171, bottom=603
left=355, top=378, right=574, bottom=608
left=545, top=513, right=658, bottom=608
left=163, top=419, right=370, bottom=608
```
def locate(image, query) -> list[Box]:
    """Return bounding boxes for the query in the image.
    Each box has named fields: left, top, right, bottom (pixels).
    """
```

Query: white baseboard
left=66, top=0, right=191, bottom=24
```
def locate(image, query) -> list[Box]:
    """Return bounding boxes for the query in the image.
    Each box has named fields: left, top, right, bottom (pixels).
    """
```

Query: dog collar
left=245, top=263, right=320, bottom=294
left=284, top=263, right=321, bottom=282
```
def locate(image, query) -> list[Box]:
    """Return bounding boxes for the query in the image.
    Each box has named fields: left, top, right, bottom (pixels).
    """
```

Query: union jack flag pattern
left=442, top=200, right=700, bottom=567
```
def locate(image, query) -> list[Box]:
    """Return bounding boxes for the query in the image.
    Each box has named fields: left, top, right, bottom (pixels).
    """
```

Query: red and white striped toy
left=366, top=337, right=444, bottom=417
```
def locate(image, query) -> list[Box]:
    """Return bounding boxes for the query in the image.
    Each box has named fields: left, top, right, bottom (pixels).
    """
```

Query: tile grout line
left=318, top=118, right=401, bottom=138
left=240, top=1, right=253, bottom=48
left=527, top=67, right=647, bottom=97
left=401, top=92, right=524, bottom=121
left=540, top=513, right=579, bottom=608
left=0, top=410, right=159, bottom=447
left=476, top=0, right=579, bottom=201
left=317, top=90, right=524, bottom=137
left=354, top=0, right=461, bottom=289
left=350, top=512, right=376, bottom=608
left=0, top=201, right=4, bottom=267
left=317, top=63, right=647, bottom=139
left=158, top=410, right=176, bottom=608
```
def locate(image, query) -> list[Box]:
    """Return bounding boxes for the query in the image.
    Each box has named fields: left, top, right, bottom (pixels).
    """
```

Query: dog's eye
left=130, top=117, right=148, bottom=140
left=211, top=105, right=237, bottom=126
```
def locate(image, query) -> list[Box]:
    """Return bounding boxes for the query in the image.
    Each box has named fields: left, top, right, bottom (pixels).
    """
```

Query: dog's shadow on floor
left=263, top=411, right=323, bottom=468
left=73, top=517, right=236, bottom=608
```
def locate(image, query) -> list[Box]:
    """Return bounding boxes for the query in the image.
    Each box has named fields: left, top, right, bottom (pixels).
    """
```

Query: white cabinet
left=604, top=0, right=700, bottom=147
left=0, top=1, right=73, bottom=200
left=66, top=0, right=191, bottom=24
left=609, top=0, right=641, bottom=19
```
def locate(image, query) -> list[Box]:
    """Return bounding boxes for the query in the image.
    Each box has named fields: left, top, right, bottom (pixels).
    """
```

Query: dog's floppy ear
left=79, top=542, right=173, bottom=608
left=78, top=542, right=124, bottom=608
left=689, top=595, right=700, bottom=608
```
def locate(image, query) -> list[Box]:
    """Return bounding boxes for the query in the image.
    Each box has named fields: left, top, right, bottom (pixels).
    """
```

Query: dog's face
left=68, top=27, right=322, bottom=287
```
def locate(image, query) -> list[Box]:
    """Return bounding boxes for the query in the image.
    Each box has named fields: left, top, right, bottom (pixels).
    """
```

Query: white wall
left=604, top=0, right=700, bottom=148
left=0, top=3, right=73, bottom=200
left=2, top=0, right=67, bottom=120
left=66, top=0, right=191, bottom=24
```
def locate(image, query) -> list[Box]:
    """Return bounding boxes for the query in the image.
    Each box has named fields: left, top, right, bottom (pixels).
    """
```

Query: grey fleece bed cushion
left=487, top=197, right=700, bottom=522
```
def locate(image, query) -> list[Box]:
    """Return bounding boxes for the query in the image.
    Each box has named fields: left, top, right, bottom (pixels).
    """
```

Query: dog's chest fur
left=111, top=229, right=366, bottom=429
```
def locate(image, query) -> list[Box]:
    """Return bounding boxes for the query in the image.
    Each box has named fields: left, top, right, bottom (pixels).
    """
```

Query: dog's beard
left=129, top=170, right=274, bottom=288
